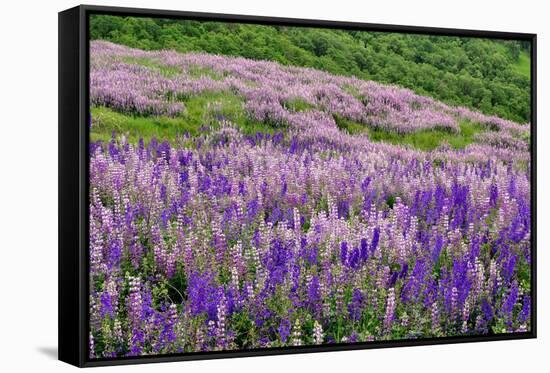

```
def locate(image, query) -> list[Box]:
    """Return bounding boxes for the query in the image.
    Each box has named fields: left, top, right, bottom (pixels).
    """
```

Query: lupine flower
left=292, top=319, right=302, bottom=346
left=313, top=320, right=323, bottom=345
left=431, top=302, right=440, bottom=334
left=384, top=288, right=396, bottom=333
left=278, top=318, right=291, bottom=343
left=518, top=295, right=531, bottom=324
left=216, top=292, right=227, bottom=350
left=89, top=332, right=95, bottom=359
left=502, top=281, right=519, bottom=324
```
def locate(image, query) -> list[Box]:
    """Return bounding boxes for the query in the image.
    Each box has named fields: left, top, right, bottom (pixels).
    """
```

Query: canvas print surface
left=88, top=15, right=532, bottom=359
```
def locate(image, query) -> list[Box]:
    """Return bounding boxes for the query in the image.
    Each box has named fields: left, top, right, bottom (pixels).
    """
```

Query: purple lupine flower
left=370, top=227, right=380, bottom=254
left=348, top=288, right=365, bottom=321
left=340, top=241, right=348, bottom=265
left=100, top=291, right=114, bottom=318
left=360, top=238, right=369, bottom=262
left=518, top=295, right=531, bottom=324
left=481, top=298, right=493, bottom=323
left=502, top=281, right=519, bottom=321
left=432, top=235, right=443, bottom=263
left=384, top=288, right=396, bottom=333
left=278, top=318, right=291, bottom=343
left=127, top=277, right=143, bottom=328
left=308, top=276, right=321, bottom=316
left=215, top=291, right=227, bottom=350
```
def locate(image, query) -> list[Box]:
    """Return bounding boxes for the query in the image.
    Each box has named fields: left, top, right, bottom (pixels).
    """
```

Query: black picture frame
left=59, top=4, right=537, bottom=367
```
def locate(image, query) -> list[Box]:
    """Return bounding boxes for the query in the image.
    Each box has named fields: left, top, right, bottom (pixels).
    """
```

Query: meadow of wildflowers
left=88, top=41, right=531, bottom=358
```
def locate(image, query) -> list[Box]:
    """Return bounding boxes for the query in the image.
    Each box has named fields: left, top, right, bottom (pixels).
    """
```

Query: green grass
left=333, top=115, right=366, bottom=135
left=367, top=122, right=485, bottom=151
left=91, top=91, right=279, bottom=144
left=187, top=65, right=226, bottom=80
left=512, top=51, right=531, bottom=79
left=183, top=92, right=281, bottom=136
left=282, top=98, right=316, bottom=112
left=90, top=106, right=199, bottom=144
left=120, top=56, right=182, bottom=77
left=333, top=115, right=486, bottom=151
left=185, top=92, right=243, bottom=126
left=121, top=56, right=227, bottom=81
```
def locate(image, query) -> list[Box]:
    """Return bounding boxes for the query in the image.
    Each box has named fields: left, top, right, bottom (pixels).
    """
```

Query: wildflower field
left=88, top=26, right=531, bottom=358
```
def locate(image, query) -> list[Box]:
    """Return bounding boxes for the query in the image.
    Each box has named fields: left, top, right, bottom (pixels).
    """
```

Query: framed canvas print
left=58, top=4, right=537, bottom=367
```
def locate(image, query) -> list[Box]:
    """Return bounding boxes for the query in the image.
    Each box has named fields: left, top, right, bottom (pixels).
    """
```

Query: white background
left=0, top=0, right=547, bottom=370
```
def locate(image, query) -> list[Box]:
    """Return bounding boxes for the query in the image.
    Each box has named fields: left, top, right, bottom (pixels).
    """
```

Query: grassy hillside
left=90, top=15, right=531, bottom=123
left=90, top=40, right=529, bottom=154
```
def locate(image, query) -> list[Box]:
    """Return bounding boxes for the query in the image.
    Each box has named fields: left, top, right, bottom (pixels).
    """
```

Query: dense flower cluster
left=89, top=127, right=531, bottom=357
left=89, top=41, right=531, bottom=358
